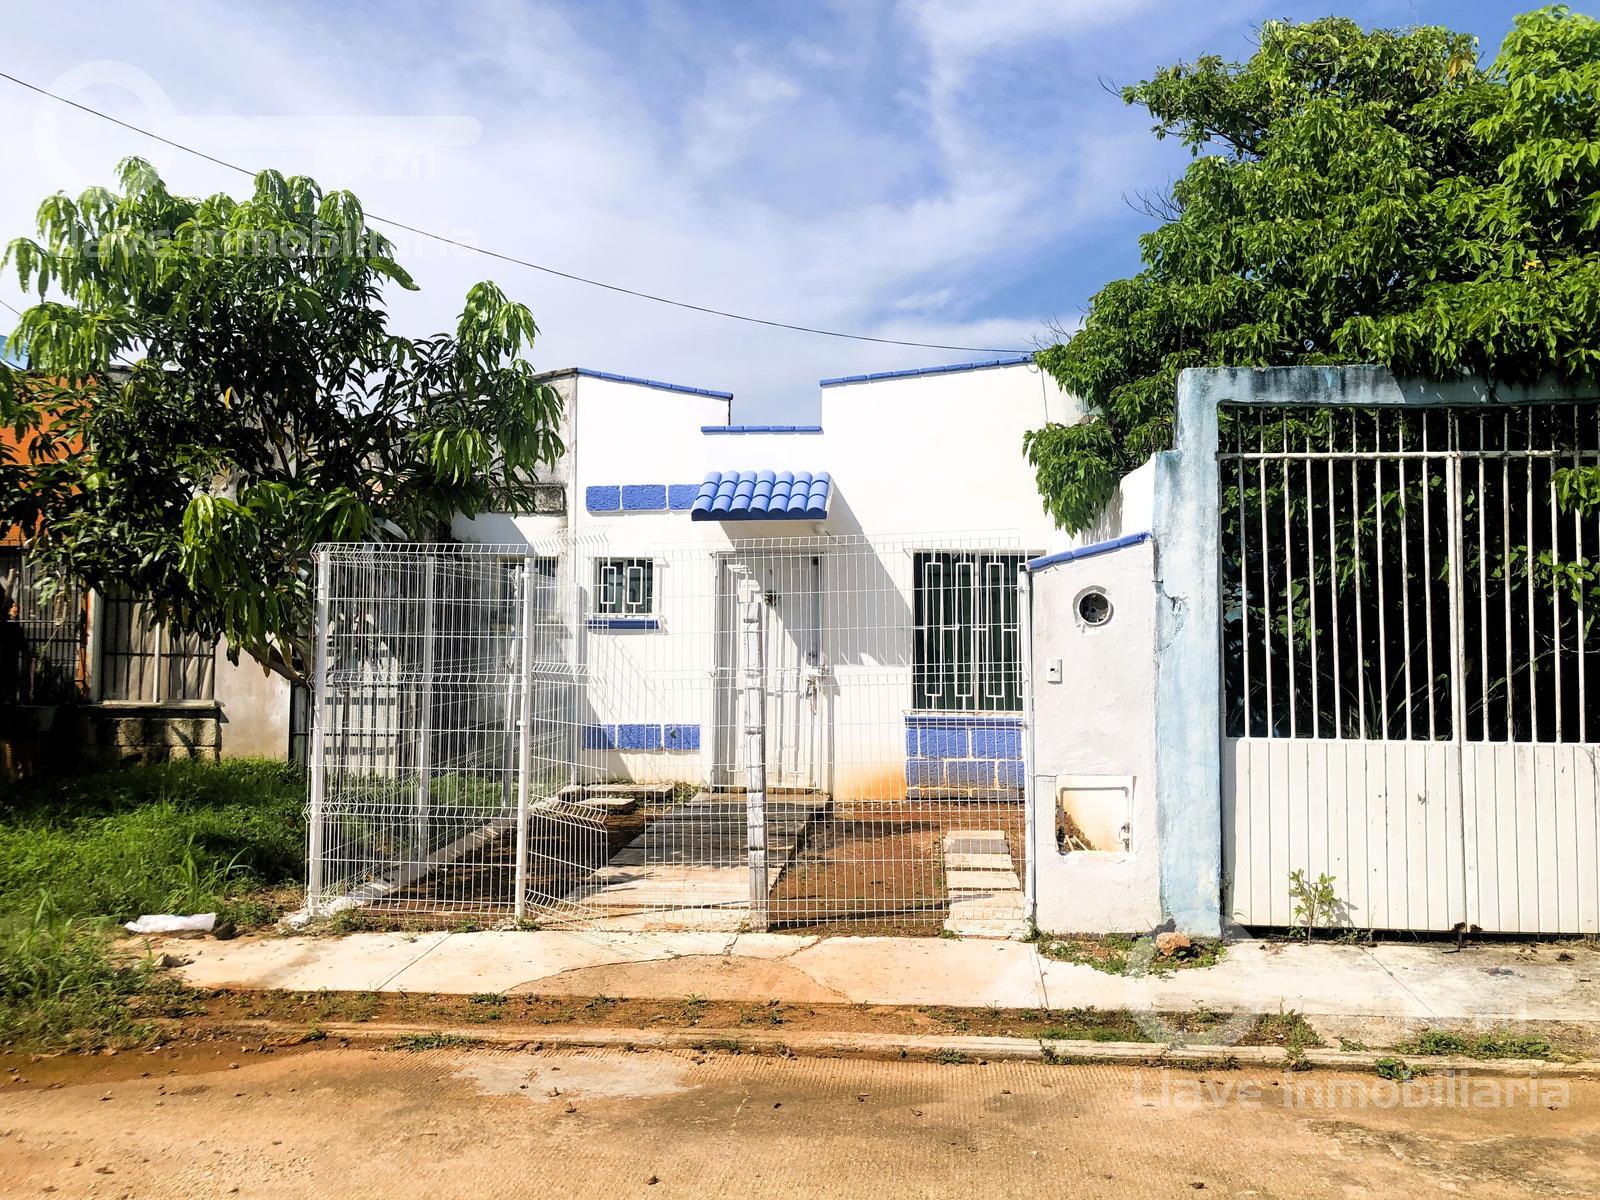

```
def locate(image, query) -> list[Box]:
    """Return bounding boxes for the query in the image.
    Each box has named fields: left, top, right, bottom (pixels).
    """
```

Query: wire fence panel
left=308, top=533, right=1034, bottom=937
left=1220, top=403, right=1600, bottom=934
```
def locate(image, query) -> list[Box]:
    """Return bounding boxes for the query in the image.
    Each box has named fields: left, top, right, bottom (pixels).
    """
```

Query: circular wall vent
left=1076, top=588, right=1113, bottom=628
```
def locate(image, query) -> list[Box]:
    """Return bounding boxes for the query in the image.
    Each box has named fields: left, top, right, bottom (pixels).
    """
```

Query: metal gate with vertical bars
left=1220, top=403, right=1600, bottom=933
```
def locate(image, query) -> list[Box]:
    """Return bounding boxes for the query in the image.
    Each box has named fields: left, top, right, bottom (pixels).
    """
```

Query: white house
left=401, top=356, right=1160, bottom=934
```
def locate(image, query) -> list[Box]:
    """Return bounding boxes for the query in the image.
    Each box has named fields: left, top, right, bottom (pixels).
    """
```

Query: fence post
left=514, top=555, right=536, bottom=921
left=415, top=556, right=436, bottom=857
left=1018, top=567, right=1037, bottom=931
left=741, top=576, right=769, bottom=932
left=306, top=550, right=331, bottom=916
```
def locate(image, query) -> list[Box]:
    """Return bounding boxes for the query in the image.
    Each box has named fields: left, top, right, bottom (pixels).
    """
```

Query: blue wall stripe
left=700, top=424, right=823, bottom=434
left=819, top=354, right=1033, bottom=387
left=1025, top=532, right=1152, bottom=573
left=573, top=367, right=733, bottom=400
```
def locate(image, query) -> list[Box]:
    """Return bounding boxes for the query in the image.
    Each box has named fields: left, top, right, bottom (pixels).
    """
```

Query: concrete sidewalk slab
left=151, top=931, right=453, bottom=992
left=147, top=929, right=1600, bottom=1031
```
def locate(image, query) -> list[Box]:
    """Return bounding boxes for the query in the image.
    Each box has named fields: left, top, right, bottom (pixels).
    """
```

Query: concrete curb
left=171, top=1019, right=1600, bottom=1077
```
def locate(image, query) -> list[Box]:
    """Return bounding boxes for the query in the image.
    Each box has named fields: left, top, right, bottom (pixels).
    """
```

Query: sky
left=0, top=0, right=1546, bottom=422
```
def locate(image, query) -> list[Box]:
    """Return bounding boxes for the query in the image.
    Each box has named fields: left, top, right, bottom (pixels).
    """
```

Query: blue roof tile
left=689, top=470, right=833, bottom=522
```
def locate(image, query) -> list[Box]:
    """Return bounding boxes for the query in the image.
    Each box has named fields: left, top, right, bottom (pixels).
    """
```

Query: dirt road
left=1, top=1043, right=1594, bottom=1198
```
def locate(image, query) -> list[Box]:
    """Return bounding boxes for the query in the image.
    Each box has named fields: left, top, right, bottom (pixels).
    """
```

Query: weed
left=1287, top=869, right=1342, bottom=939
left=469, top=993, right=507, bottom=1006
left=1395, top=1027, right=1556, bottom=1061
left=679, top=995, right=708, bottom=1026
left=1374, top=1056, right=1419, bottom=1081
left=392, top=1031, right=480, bottom=1051
left=1246, top=1008, right=1323, bottom=1055
left=0, top=897, right=156, bottom=1051
left=1337, top=1036, right=1369, bottom=1052
left=0, top=759, right=306, bottom=927
left=1035, top=932, right=1224, bottom=976
left=932, top=1048, right=973, bottom=1064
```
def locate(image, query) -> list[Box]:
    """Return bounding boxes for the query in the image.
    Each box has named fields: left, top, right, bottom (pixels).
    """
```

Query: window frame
left=911, top=550, right=1026, bottom=713
left=95, top=590, right=217, bottom=705
left=593, top=557, right=655, bottom=617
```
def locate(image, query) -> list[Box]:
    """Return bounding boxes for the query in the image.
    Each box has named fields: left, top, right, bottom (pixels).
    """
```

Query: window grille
left=594, top=558, right=654, bottom=615
left=912, top=551, right=1025, bottom=712
left=98, top=591, right=216, bottom=702
left=0, top=549, right=88, bottom=705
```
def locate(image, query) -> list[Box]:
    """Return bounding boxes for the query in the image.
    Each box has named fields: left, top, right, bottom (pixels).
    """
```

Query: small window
left=594, top=558, right=654, bottom=616
left=98, top=591, right=216, bottom=702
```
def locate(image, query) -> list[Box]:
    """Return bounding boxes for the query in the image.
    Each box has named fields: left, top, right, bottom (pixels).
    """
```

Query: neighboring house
left=0, top=355, right=297, bottom=774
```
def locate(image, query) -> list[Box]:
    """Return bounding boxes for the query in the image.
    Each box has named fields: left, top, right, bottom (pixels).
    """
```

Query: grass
left=0, top=758, right=308, bottom=1051
left=1034, top=932, right=1225, bottom=976
left=0, top=758, right=306, bottom=927
left=1394, top=1026, right=1558, bottom=1061
left=391, top=1031, right=482, bottom=1051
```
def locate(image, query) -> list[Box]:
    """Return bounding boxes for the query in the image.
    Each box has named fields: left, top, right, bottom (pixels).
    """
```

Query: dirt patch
left=76, top=987, right=1353, bottom=1051
left=768, top=801, right=1026, bottom=936
left=2, top=1046, right=1595, bottom=1199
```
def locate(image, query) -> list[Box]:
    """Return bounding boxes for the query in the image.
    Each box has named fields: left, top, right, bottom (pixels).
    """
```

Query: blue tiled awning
left=690, top=470, right=832, bottom=521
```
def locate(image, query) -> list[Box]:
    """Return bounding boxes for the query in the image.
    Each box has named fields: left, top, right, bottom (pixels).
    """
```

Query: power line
left=0, top=69, right=1035, bottom=356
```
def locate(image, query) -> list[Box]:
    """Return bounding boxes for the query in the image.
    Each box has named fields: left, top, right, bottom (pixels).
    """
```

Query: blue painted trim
left=621, top=483, right=668, bottom=511
left=585, top=617, right=660, bottom=631
left=662, top=723, right=701, bottom=751
left=1026, top=532, right=1152, bottom=573
left=574, top=367, right=733, bottom=400
left=904, top=713, right=1022, bottom=727
left=667, top=483, right=701, bottom=510
left=818, top=354, right=1033, bottom=387
left=700, top=424, right=823, bottom=434
left=584, top=485, right=621, bottom=513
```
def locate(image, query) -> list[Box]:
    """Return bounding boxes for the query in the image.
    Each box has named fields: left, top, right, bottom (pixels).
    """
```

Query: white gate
left=1221, top=403, right=1600, bottom=934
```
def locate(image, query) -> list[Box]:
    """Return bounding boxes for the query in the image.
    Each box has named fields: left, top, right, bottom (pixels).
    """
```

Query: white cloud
left=0, top=0, right=1261, bottom=420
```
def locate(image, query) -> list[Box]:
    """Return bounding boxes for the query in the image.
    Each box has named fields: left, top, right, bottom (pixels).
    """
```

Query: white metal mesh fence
left=308, top=533, right=1035, bottom=936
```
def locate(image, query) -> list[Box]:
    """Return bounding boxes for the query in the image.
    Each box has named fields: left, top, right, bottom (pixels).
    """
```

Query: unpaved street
left=1, top=1044, right=1595, bottom=1198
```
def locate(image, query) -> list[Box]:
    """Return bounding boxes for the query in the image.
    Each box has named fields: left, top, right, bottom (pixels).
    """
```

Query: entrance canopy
left=689, top=470, right=832, bottom=521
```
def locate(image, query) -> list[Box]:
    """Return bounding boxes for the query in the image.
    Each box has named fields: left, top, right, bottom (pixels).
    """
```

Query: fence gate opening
left=1220, top=403, right=1600, bottom=934
left=307, top=534, right=1033, bottom=936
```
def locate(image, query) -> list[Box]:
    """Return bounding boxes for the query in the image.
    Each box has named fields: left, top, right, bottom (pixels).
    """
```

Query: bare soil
left=2, top=1044, right=1595, bottom=1198
left=329, top=798, right=1027, bottom=938
left=106, top=986, right=1331, bottom=1052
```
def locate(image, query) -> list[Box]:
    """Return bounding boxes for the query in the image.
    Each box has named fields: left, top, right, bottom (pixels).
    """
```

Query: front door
left=713, top=550, right=824, bottom=791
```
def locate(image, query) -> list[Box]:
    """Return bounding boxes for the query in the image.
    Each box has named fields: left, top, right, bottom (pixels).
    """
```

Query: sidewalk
left=149, top=929, right=1600, bottom=1035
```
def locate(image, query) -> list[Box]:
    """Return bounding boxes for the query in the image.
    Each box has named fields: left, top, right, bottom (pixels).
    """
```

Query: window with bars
left=912, top=551, right=1025, bottom=712
left=0, top=549, right=89, bottom=705
left=594, top=558, right=654, bottom=615
left=98, top=591, right=216, bottom=703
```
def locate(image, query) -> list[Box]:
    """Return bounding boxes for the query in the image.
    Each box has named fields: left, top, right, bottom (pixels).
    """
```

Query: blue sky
left=0, top=0, right=1549, bottom=421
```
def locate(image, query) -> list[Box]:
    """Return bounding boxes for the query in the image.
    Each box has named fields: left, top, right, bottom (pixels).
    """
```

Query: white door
left=714, top=550, right=823, bottom=791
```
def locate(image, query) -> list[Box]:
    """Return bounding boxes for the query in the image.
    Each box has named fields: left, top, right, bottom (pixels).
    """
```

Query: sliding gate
left=1221, top=403, right=1600, bottom=934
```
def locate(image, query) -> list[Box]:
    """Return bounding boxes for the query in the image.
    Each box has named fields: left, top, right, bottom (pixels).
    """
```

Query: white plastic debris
left=123, top=913, right=216, bottom=935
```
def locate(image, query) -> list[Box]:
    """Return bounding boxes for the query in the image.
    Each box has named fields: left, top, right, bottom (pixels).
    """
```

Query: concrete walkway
left=148, top=929, right=1600, bottom=1034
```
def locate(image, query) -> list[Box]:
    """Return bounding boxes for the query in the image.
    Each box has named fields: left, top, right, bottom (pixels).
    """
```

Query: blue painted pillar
left=1152, top=370, right=1224, bottom=936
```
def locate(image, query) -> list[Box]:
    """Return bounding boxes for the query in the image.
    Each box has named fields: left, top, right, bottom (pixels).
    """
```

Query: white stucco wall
left=212, top=649, right=292, bottom=759
left=1028, top=537, right=1163, bottom=934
